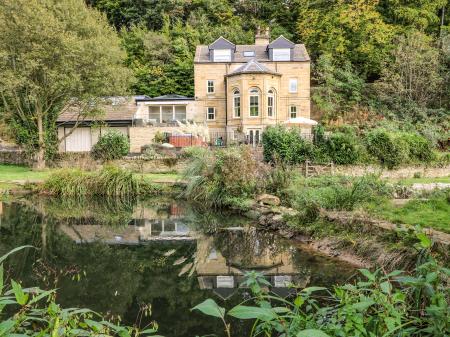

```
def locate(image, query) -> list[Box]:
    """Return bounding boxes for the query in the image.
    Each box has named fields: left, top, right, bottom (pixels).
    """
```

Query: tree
left=0, top=0, right=132, bottom=168
left=375, top=31, right=444, bottom=117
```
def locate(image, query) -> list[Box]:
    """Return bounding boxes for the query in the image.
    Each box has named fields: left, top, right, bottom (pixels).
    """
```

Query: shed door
left=65, top=127, right=92, bottom=152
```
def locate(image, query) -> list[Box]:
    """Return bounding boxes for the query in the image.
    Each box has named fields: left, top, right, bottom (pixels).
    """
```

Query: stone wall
left=129, top=127, right=178, bottom=153
left=0, top=150, right=29, bottom=165
left=334, top=164, right=450, bottom=179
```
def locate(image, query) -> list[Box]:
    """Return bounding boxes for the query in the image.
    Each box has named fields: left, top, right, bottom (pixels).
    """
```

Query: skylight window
left=243, top=51, right=255, bottom=57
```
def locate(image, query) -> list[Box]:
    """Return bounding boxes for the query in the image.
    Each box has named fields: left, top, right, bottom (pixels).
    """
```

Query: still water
left=0, top=197, right=356, bottom=336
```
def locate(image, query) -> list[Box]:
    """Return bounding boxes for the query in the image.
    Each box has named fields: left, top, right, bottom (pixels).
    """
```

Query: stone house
left=57, top=31, right=314, bottom=152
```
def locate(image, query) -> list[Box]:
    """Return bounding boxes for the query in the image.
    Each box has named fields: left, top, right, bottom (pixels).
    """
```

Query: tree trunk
left=35, top=113, right=46, bottom=169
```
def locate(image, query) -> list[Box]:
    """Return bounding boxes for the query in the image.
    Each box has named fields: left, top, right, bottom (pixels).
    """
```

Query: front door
left=247, top=129, right=261, bottom=147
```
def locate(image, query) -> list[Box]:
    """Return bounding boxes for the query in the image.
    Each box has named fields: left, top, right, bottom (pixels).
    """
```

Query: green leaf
left=294, top=296, right=304, bottom=307
left=297, top=329, right=331, bottom=337
left=0, top=320, right=15, bottom=335
left=300, top=287, right=327, bottom=294
left=380, top=281, right=391, bottom=294
left=0, top=246, right=33, bottom=265
left=351, top=299, right=375, bottom=312
left=11, top=280, right=28, bottom=306
left=358, top=269, right=376, bottom=281
left=191, top=299, right=225, bottom=319
left=415, top=232, right=432, bottom=248
left=28, top=289, right=56, bottom=305
left=227, top=305, right=276, bottom=321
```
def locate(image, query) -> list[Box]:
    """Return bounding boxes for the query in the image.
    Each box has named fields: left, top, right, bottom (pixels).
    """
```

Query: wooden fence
left=303, top=160, right=334, bottom=177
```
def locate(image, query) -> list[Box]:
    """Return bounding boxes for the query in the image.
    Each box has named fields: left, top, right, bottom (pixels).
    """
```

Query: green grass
left=393, top=176, right=450, bottom=185
left=0, top=164, right=180, bottom=183
left=365, top=194, right=450, bottom=233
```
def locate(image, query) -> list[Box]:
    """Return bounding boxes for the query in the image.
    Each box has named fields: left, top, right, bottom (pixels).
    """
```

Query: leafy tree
left=0, top=0, right=132, bottom=168
left=375, top=31, right=444, bottom=118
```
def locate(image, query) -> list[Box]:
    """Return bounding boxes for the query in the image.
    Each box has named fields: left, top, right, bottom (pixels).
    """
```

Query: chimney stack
left=255, top=26, right=270, bottom=46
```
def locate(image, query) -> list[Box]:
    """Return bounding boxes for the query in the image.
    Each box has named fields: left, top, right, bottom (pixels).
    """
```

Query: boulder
left=256, top=194, right=281, bottom=206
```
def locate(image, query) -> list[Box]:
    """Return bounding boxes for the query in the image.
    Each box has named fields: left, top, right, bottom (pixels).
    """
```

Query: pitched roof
left=227, top=59, right=280, bottom=77
left=208, top=36, right=236, bottom=50
left=195, top=42, right=309, bottom=63
left=57, top=96, right=136, bottom=123
left=268, top=35, right=295, bottom=49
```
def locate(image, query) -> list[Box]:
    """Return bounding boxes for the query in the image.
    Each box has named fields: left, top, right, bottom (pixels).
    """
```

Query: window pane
left=273, top=48, right=291, bottom=61
left=207, top=107, right=215, bottom=120
left=234, top=96, right=240, bottom=117
left=250, top=96, right=259, bottom=116
left=290, top=106, right=297, bottom=118
left=207, top=80, right=214, bottom=93
left=289, top=79, right=298, bottom=93
left=148, top=107, right=160, bottom=123
left=267, top=96, right=273, bottom=117
left=213, top=49, right=231, bottom=62
left=175, top=106, right=186, bottom=121
left=162, top=106, right=173, bottom=122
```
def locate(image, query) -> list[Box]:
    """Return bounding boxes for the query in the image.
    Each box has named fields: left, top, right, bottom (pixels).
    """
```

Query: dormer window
left=243, top=51, right=255, bottom=57
left=213, top=49, right=231, bottom=62
left=273, top=48, right=291, bottom=61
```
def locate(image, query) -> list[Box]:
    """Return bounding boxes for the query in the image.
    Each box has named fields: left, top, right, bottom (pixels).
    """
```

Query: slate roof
left=195, top=39, right=309, bottom=63
left=268, top=35, right=295, bottom=49
left=57, top=96, right=136, bottom=123
left=208, top=36, right=236, bottom=50
left=227, top=59, right=280, bottom=77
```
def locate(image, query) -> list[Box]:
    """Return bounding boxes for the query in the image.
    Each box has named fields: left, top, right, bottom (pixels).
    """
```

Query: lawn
left=0, top=164, right=180, bottom=185
left=365, top=193, right=450, bottom=233
left=392, top=176, right=450, bottom=185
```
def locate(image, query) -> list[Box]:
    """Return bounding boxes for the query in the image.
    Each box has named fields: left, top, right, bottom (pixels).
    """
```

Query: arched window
left=249, top=88, right=260, bottom=117
left=233, top=89, right=241, bottom=118
left=267, top=89, right=276, bottom=117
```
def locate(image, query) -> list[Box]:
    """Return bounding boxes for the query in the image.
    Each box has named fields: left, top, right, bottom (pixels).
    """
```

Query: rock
left=244, top=209, right=261, bottom=220
left=272, top=214, right=284, bottom=223
left=160, top=143, right=175, bottom=148
left=256, top=194, right=281, bottom=206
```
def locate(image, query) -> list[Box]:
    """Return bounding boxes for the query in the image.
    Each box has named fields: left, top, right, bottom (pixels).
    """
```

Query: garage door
left=65, top=127, right=92, bottom=152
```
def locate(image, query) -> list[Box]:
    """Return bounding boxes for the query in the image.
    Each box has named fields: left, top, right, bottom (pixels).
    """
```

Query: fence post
left=305, top=160, right=309, bottom=177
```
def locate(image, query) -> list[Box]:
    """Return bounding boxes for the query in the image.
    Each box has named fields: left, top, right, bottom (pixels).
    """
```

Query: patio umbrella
left=283, top=117, right=318, bottom=126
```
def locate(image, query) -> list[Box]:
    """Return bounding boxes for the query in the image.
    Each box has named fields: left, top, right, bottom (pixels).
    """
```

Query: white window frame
left=249, top=88, right=260, bottom=117
left=206, top=107, right=216, bottom=121
left=207, top=80, right=215, bottom=94
left=273, top=48, right=291, bottom=61
left=267, top=89, right=275, bottom=117
left=233, top=89, right=241, bottom=118
left=290, top=106, right=297, bottom=119
left=289, top=78, right=298, bottom=93
left=213, top=49, right=231, bottom=62
left=243, top=51, right=255, bottom=57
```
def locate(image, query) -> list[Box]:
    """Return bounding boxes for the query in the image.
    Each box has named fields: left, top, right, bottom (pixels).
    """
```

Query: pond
left=0, top=197, right=357, bottom=337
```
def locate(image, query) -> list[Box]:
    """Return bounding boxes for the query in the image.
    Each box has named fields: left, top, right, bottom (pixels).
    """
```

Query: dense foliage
left=91, top=131, right=130, bottom=160
left=263, top=125, right=436, bottom=168
left=194, top=243, right=449, bottom=337
left=0, top=0, right=131, bottom=167
left=0, top=247, right=160, bottom=336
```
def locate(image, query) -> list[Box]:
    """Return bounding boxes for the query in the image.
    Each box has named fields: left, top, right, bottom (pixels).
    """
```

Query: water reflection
left=0, top=198, right=356, bottom=337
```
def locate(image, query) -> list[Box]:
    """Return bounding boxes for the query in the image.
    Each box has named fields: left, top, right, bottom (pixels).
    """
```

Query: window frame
left=289, top=78, right=298, bottom=93
left=249, top=88, right=260, bottom=117
left=206, top=107, right=216, bottom=121
left=207, top=80, right=215, bottom=94
left=273, top=48, right=291, bottom=61
left=267, top=89, right=276, bottom=117
left=233, top=89, right=241, bottom=118
left=290, top=106, right=297, bottom=119
left=213, top=49, right=232, bottom=62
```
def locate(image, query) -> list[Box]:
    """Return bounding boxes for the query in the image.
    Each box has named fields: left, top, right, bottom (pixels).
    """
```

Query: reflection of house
left=57, top=29, right=313, bottom=153
left=195, top=235, right=308, bottom=299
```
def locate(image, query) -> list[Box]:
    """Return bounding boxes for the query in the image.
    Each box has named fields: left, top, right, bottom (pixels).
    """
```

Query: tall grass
left=42, top=166, right=162, bottom=198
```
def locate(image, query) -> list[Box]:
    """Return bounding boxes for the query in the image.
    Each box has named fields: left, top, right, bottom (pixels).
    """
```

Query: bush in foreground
left=91, top=131, right=130, bottom=160
left=365, top=128, right=410, bottom=168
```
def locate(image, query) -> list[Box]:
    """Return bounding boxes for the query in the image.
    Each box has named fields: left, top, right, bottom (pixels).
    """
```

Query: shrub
left=325, top=132, right=360, bottom=164
left=365, top=129, right=410, bottom=169
left=400, top=132, right=435, bottom=162
left=91, top=131, right=129, bottom=161
left=262, top=126, right=314, bottom=164
left=153, top=131, right=166, bottom=144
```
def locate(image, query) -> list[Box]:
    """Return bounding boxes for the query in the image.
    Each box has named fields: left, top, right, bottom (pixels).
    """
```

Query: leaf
left=178, top=262, right=193, bottom=276
left=0, top=320, right=15, bottom=335
left=11, top=280, right=28, bottom=306
left=191, top=299, right=225, bottom=319
left=163, top=249, right=176, bottom=257
left=0, top=246, right=33, bottom=265
left=300, top=287, right=327, bottom=294
left=358, top=269, right=376, bottom=281
left=415, top=232, right=432, bottom=248
left=380, top=281, right=391, bottom=294
left=351, top=299, right=375, bottom=312
left=28, top=289, right=56, bottom=305
left=297, top=329, right=331, bottom=337
left=228, top=305, right=276, bottom=321
left=294, top=296, right=304, bottom=307
left=173, top=257, right=187, bottom=266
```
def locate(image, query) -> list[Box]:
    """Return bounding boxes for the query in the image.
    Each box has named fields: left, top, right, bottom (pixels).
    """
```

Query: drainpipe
left=225, top=65, right=228, bottom=143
